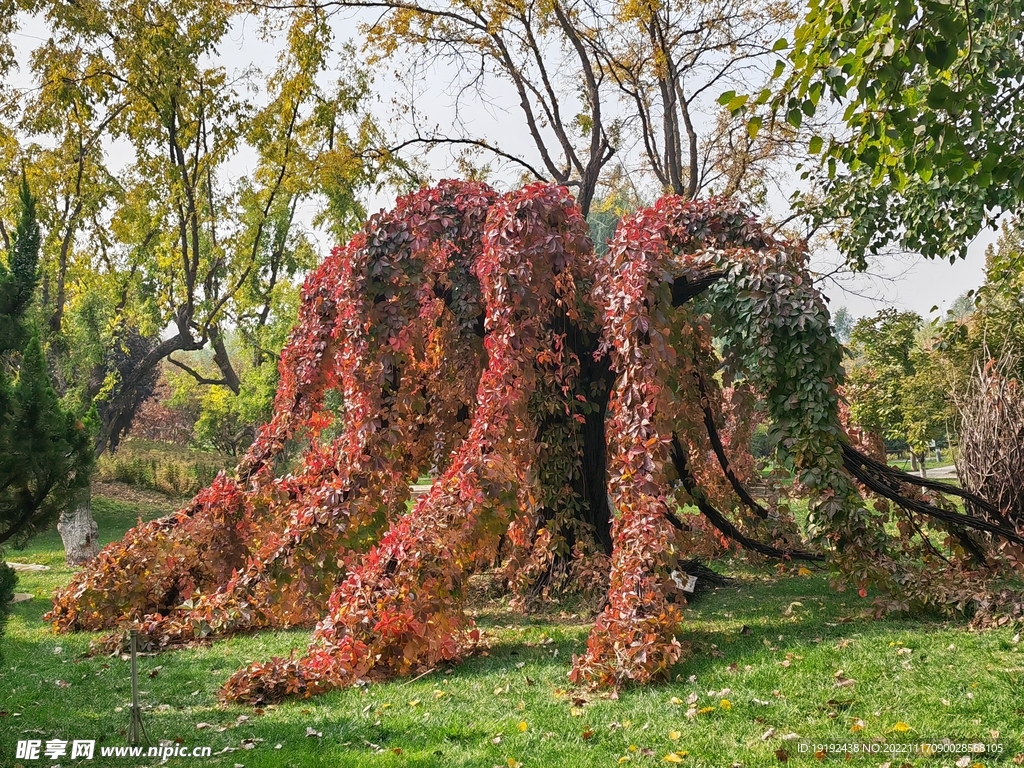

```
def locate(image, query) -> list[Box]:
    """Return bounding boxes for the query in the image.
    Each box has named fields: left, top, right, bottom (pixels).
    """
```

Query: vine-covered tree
left=0, top=177, right=92, bottom=550
left=50, top=181, right=1023, bottom=703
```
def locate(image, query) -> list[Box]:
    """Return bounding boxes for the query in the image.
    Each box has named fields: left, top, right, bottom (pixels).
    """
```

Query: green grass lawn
left=2, top=488, right=1023, bottom=767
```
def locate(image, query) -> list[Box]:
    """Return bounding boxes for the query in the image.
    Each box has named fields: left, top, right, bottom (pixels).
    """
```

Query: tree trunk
left=917, top=452, right=928, bottom=479
left=575, top=352, right=614, bottom=555
left=58, top=486, right=99, bottom=565
left=528, top=323, right=614, bottom=597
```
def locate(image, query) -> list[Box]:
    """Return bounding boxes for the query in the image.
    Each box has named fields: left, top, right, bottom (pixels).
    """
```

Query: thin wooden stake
left=127, top=629, right=150, bottom=747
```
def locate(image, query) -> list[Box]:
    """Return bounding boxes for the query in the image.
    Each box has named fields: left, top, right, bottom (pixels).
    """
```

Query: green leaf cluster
left=778, top=0, right=1024, bottom=264
left=939, top=216, right=1024, bottom=377
left=846, top=309, right=951, bottom=454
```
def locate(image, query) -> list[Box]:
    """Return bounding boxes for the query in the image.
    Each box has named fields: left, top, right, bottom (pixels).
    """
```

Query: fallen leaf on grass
left=775, top=748, right=789, bottom=761
left=825, top=698, right=854, bottom=710
left=662, top=753, right=684, bottom=763
left=719, top=699, right=732, bottom=710
left=518, top=721, right=527, bottom=732
left=668, top=731, right=681, bottom=741
left=834, top=677, right=856, bottom=688
left=760, top=728, right=775, bottom=741
left=305, top=727, right=322, bottom=738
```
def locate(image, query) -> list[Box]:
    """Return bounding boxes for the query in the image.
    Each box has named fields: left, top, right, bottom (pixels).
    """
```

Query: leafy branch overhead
left=763, top=0, right=1024, bottom=264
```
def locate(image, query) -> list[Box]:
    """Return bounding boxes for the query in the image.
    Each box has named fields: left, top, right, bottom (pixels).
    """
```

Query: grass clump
left=95, top=439, right=232, bottom=498
left=2, top=489, right=1022, bottom=767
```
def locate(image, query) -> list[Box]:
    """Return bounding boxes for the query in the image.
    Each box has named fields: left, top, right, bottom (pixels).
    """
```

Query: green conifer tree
left=0, top=175, right=92, bottom=549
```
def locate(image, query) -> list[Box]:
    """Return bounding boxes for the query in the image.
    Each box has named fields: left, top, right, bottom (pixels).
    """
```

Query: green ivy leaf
left=726, top=94, right=749, bottom=113
left=748, top=116, right=763, bottom=139
left=925, top=81, right=954, bottom=110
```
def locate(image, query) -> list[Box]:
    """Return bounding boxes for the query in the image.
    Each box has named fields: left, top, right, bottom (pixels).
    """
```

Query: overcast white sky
left=10, top=8, right=1005, bottom=325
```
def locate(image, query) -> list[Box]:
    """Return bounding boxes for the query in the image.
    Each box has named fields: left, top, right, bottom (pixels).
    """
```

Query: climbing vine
left=50, top=181, right=1024, bottom=700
